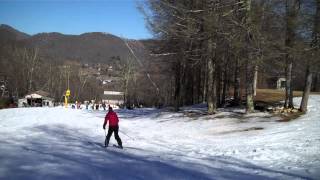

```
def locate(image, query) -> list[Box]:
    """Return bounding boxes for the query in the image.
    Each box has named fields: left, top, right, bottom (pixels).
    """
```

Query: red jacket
left=104, top=111, right=119, bottom=127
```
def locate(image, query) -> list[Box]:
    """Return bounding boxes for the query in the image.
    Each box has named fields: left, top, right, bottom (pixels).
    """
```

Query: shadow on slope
left=0, top=124, right=313, bottom=180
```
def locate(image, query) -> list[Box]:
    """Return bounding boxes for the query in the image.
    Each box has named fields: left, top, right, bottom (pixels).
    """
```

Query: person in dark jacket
left=102, top=102, right=106, bottom=111
left=103, top=106, right=123, bottom=148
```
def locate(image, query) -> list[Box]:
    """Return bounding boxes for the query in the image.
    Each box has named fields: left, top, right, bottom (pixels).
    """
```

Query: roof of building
left=33, top=90, right=50, bottom=97
left=103, top=91, right=124, bottom=95
left=24, top=90, right=54, bottom=100
left=102, top=94, right=124, bottom=101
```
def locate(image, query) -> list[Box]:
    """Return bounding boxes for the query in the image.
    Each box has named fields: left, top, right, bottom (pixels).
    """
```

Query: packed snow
left=0, top=96, right=319, bottom=180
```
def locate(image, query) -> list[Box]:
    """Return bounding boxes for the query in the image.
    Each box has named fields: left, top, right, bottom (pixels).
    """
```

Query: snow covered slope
left=0, top=96, right=319, bottom=180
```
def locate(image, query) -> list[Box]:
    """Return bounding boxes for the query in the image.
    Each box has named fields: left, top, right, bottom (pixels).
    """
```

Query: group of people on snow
left=84, top=101, right=111, bottom=110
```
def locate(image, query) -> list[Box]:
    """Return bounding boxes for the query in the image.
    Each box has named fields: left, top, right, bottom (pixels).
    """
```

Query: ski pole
left=119, top=130, right=135, bottom=141
left=104, top=129, right=107, bottom=147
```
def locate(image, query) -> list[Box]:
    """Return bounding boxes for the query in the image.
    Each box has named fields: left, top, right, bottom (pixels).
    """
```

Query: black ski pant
left=105, top=125, right=122, bottom=147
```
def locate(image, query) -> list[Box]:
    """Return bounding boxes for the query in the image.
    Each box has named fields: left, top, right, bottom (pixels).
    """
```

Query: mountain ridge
left=0, top=24, right=149, bottom=64
left=0, top=24, right=31, bottom=41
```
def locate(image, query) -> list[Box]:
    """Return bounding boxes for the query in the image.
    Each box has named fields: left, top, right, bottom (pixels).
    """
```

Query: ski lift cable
left=121, top=37, right=160, bottom=94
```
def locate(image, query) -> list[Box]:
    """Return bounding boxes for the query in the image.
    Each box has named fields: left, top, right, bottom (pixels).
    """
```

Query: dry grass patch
left=255, top=89, right=302, bottom=103
left=277, top=111, right=305, bottom=122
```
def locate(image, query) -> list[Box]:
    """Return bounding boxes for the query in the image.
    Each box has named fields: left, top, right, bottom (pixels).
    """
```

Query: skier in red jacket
left=103, top=106, right=123, bottom=148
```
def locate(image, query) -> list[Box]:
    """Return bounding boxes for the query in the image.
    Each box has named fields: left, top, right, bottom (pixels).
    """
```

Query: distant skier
left=102, top=102, right=106, bottom=111
left=103, top=106, right=123, bottom=148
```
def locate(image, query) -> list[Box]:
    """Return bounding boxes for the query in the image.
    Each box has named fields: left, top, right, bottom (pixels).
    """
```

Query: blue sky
left=0, top=0, right=151, bottom=39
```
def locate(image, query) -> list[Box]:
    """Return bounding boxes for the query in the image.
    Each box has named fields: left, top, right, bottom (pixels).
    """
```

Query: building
left=0, top=73, right=9, bottom=97
left=102, top=91, right=124, bottom=108
left=18, top=90, right=54, bottom=107
left=257, top=74, right=287, bottom=90
left=276, top=77, right=286, bottom=90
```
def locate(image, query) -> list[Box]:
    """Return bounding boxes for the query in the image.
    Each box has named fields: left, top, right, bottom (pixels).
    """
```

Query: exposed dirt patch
left=277, top=111, right=305, bottom=122
left=255, top=89, right=303, bottom=102
left=243, top=127, right=264, bottom=131
left=184, top=111, right=208, bottom=118
left=218, top=127, right=264, bottom=135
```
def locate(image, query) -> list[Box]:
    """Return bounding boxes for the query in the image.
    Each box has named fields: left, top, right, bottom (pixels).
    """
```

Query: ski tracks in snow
left=1, top=97, right=320, bottom=179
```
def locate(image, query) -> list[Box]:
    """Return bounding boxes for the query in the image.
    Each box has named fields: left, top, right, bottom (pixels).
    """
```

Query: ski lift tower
left=65, top=89, right=70, bottom=108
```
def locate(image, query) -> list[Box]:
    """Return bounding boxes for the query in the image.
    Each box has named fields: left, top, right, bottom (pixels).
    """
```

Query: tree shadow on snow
left=82, top=109, right=161, bottom=120
left=0, top=124, right=314, bottom=180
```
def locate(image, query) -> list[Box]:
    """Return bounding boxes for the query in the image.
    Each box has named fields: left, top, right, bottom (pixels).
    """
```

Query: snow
left=0, top=96, right=319, bottom=180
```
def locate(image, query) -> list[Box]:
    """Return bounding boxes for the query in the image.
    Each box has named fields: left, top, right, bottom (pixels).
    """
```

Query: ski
left=112, top=144, right=123, bottom=149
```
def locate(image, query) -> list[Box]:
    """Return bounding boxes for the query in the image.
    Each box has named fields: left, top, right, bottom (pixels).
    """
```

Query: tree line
left=0, top=43, right=103, bottom=104
left=139, top=0, right=320, bottom=113
left=0, top=40, right=161, bottom=108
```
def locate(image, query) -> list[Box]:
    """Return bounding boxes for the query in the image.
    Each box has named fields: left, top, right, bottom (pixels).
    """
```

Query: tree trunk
left=232, top=0, right=242, bottom=106
left=312, top=73, right=319, bottom=92
left=284, top=57, right=294, bottom=108
left=245, top=58, right=255, bottom=113
left=222, top=63, right=228, bottom=106
left=202, top=59, right=208, bottom=103
left=207, top=39, right=217, bottom=114
left=253, top=65, right=258, bottom=96
left=216, top=62, right=222, bottom=107
left=244, top=0, right=255, bottom=113
left=194, top=65, right=201, bottom=104
left=300, top=65, right=312, bottom=112
left=284, top=0, right=299, bottom=109
left=234, top=57, right=241, bottom=104
left=300, top=0, right=320, bottom=112
left=179, top=55, right=186, bottom=106
left=173, top=62, right=181, bottom=111
left=27, top=48, right=38, bottom=93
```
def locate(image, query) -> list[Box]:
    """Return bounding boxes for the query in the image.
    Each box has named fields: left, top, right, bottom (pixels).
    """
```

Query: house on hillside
left=102, top=79, right=112, bottom=85
left=0, top=73, right=9, bottom=97
left=102, top=91, right=124, bottom=108
left=18, top=90, right=54, bottom=107
left=276, top=77, right=286, bottom=90
left=257, top=74, right=287, bottom=90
